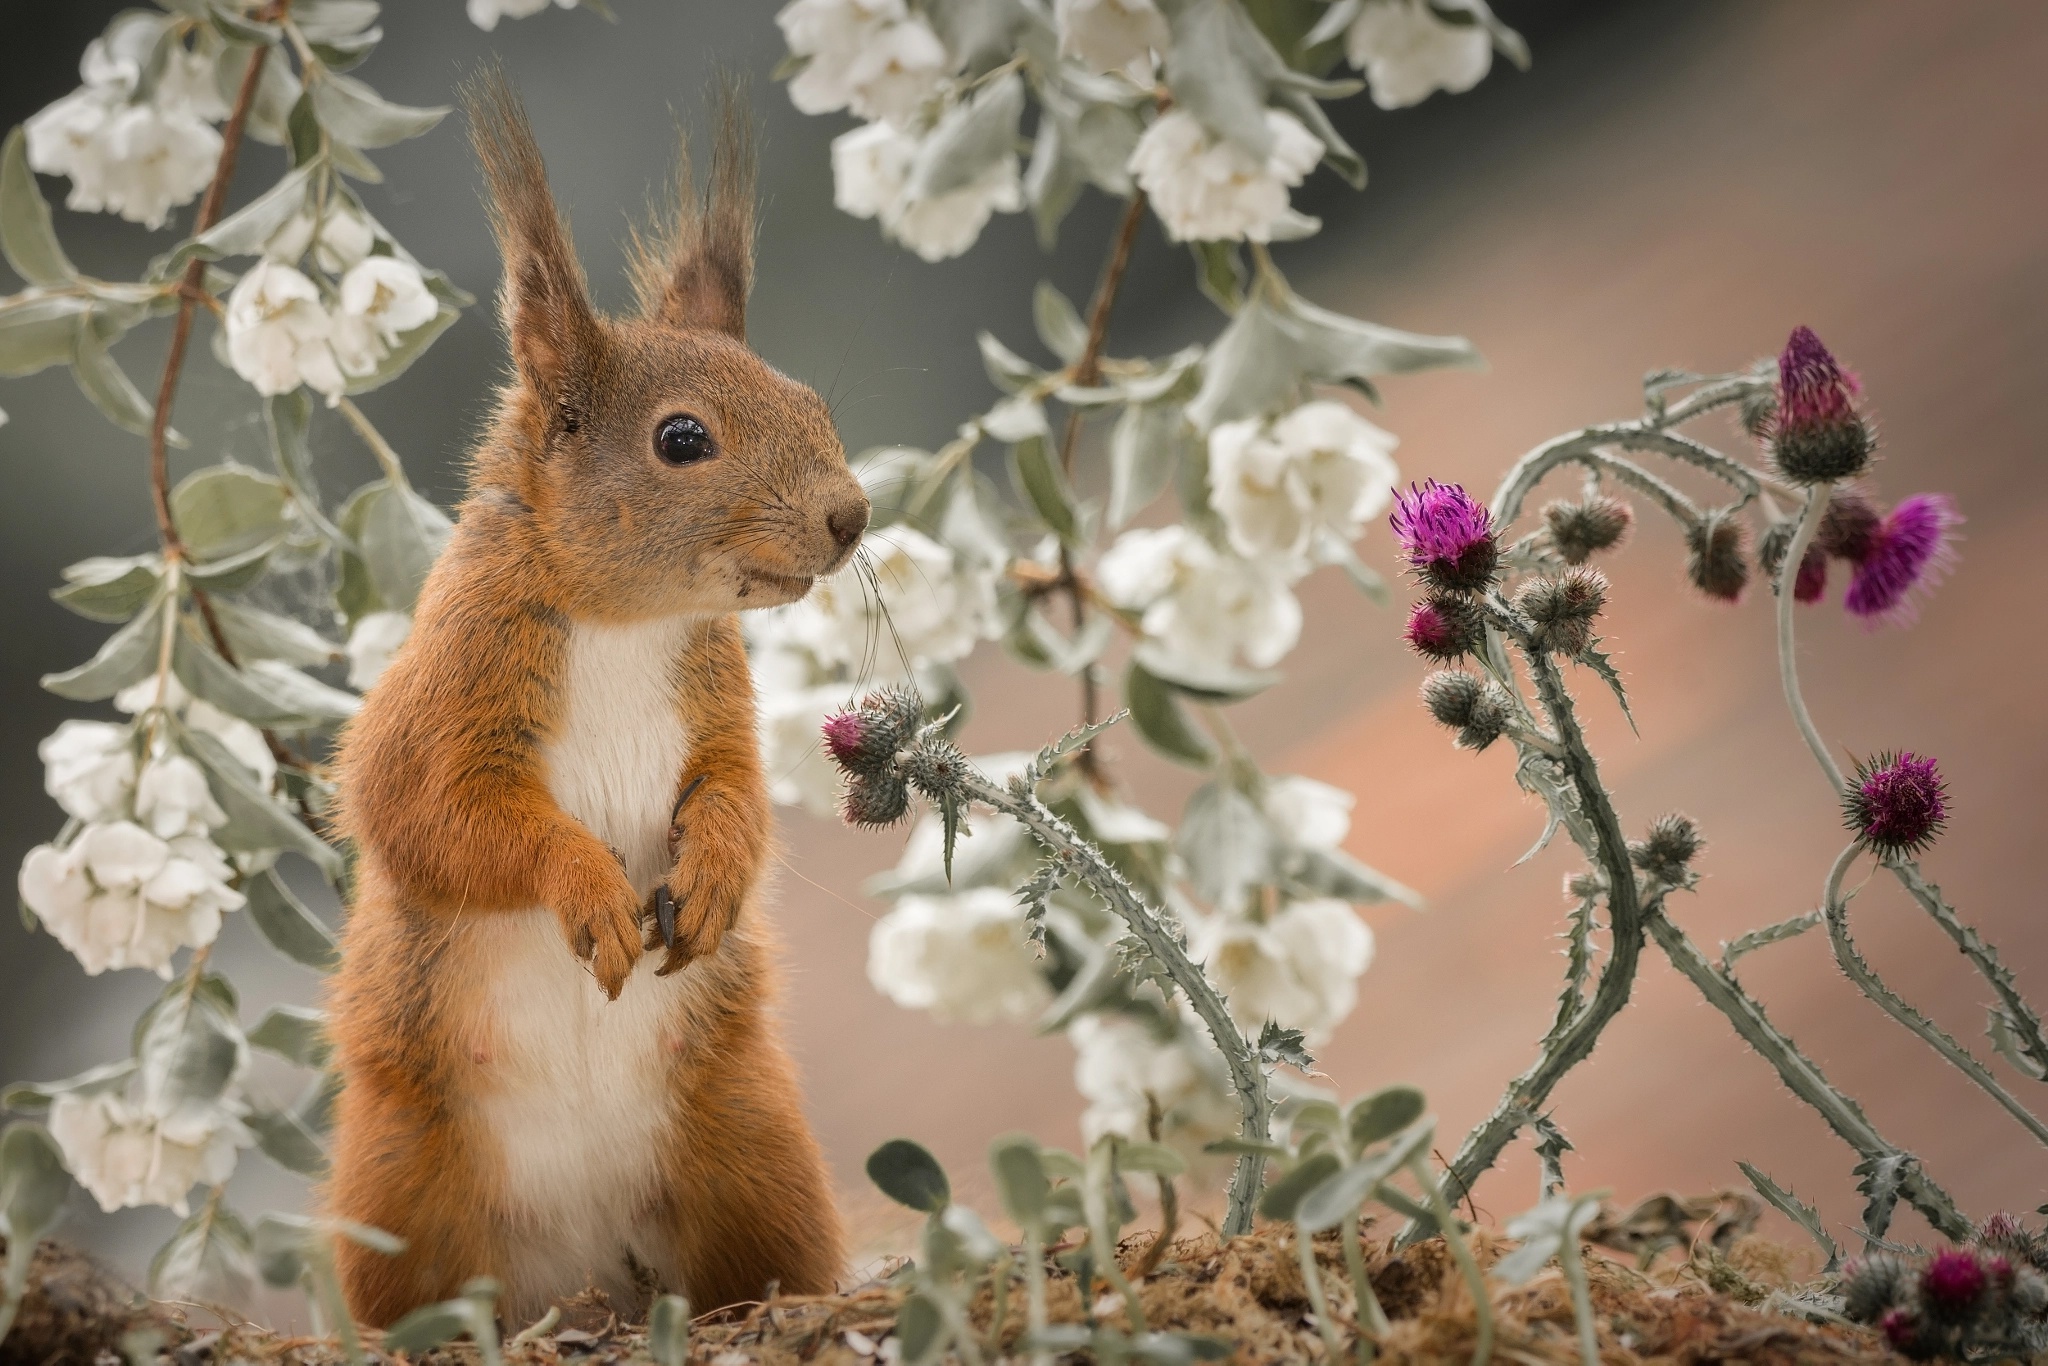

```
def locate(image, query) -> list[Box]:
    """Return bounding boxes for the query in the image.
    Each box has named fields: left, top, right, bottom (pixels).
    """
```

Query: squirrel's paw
left=644, top=854, right=749, bottom=975
left=552, top=859, right=643, bottom=999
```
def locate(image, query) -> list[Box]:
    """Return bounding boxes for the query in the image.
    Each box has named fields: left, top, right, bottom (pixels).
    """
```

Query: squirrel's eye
left=655, top=414, right=715, bottom=466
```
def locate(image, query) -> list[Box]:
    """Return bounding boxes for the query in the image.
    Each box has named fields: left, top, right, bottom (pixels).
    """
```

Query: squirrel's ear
left=464, top=68, right=603, bottom=411
left=628, top=82, right=755, bottom=340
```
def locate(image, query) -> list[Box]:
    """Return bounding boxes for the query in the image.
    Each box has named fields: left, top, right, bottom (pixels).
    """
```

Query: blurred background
left=3, top=0, right=2045, bottom=1285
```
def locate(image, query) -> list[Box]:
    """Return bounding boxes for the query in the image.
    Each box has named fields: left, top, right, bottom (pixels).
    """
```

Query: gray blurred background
left=4, top=0, right=2046, bottom=1288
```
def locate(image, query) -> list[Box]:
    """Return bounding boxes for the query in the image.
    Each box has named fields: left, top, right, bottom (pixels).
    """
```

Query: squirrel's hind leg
left=644, top=1004, right=845, bottom=1311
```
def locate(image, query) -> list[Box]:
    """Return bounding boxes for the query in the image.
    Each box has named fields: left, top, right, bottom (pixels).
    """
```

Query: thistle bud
left=1842, top=1253, right=1908, bottom=1323
left=1844, top=751, right=1948, bottom=858
left=1758, top=520, right=1830, bottom=603
left=1975, top=1212, right=2033, bottom=1262
left=1628, top=813, right=1703, bottom=884
left=1920, top=1248, right=1988, bottom=1319
left=842, top=773, right=911, bottom=828
left=1685, top=511, right=1749, bottom=603
left=1817, top=486, right=1882, bottom=561
left=1403, top=593, right=1485, bottom=662
left=823, top=687, right=924, bottom=779
left=1771, top=326, right=1874, bottom=484
left=1420, top=670, right=1510, bottom=752
left=1390, top=480, right=1498, bottom=594
left=1514, top=567, right=1607, bottom=656
left=1542, top=495, right=1633, bottom=565
left=1879, top=1307, right=1931, bottom=1360
left=901, top=736, right=973, bottom=802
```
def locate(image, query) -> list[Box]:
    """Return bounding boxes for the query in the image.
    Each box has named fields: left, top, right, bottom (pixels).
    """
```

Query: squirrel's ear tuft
left=463, top=65, right=603, bottom=407
left=629, top=78, right=755, bottom=341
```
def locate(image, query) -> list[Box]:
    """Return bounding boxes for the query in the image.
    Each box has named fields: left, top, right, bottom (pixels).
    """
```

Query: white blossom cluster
left=467, top=0, right=580, bottom=31
left=50, top=1086, right=252, bottom=1217
left=24, top=12, right=227, bottom=229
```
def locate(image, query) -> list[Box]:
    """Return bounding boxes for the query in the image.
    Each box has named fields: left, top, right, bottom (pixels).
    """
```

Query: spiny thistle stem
left=1776, top=483, right=1846, bottom=791
left=953, top=766, right=1275, bottom=1237
left=1821, top=844, right=2048, bottom=1148
left=1886, top=857, right=2048, bottom=1078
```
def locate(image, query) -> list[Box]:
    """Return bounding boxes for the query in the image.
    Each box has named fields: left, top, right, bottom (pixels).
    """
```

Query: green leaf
left=185, top=537, right=282, bottom=594
left=342, top=304, right=458, bottom=394
left=895, top=1293, right=945, bottom=1366
left=173, top=627, right=358, bottom=730
left=906, top=71, right=1024, bottom=201
left=1, top=127, right=76, bottom=285
left=1279, top=845, right=1420, bottom=908
left=0, top=1122, right=69, bottom=1244
left=244, top=867, right=340, bottom=971
left=1108, top=401, right=1190, bottom=529
left=1739, top=1161, right=1841, bottom=1270
left=1191, top=241, right=1245, bottom=312
left=70, top=315, right=157, bottom=438
left=1132, top=645, right=1280, bottom=702
left=250, top=1212, right=310, bottom=1287
left=1033, top=280, right=1088, bottom=364
left=210, top=599, right=341, bottom=668
left=1178, top=782, right=1273, bottom=911
left=1118, top=1141, right=1186, bottom=1178
left=182, top=726, right=343, bottom=878
left=989, top=1133, right=1050, bottom=1226
left=1, top=1061, right=136, bottom=1114
left=248, top=1005, right=330, bottom=1068
left=1124, top=661, right=1213, bottom=768
left=209, top=6, right=282, bottom=44
left=1346, top=1086, right=1427, bottom=1152
left=0, top=292, right=92, bottom=377
left=866, top=1138, right=950, bottom=1213
left=242, top=45, right=306, bottom=147
left=310, top=71, right=448, bottom=149
left=382, top=1301, right=471, bottom=1353
left=247, top=1102, right=327, bottom=1176
left=295, top=0, right=383, bottom=43
left=136, top=973, right=246, bottom=1136
left=1022, top=115, right=1081, bottom=250
left=353, top=481, right=451, bottom=612
left=150, top=1200, right=255, bottom=1303
left=1258, top=1150, right=1340, bottom=1221
left=171, top=466, right=290, bottom=562
left=1009, top=436, right=1079, bottom=543
left=1165, top=0, right=1279, bottom=157
left=41, top=593, right=166, bottom=701
left=650, top=1293, right=690, bottom=1366
left=52, top=555, right=162, bottom=623
left=155, top=165, right=312, bottom=277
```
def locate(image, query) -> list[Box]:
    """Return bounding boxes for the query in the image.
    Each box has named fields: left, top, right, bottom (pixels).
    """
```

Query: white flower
left=1345, top=0, right=1494, bottom=110
left=758, top=683, right=852, bottom=816
left=1055, top=0, right=1169, bottom=74
left=264, top=203, right=376, bottom=273
left=1096, top=525, right=1302, bottom=670
left=225, top=260, right=346, bottom=402
left=467, top=0, right=577, bottom=30
left=1190, top=898, right=1374, bottom=1042
left=1128, top=108, right=1323, bottom=243
left=345, top=609, right=413, bottom=691
left=25, top=90, right=221, bottom=231
left=134, top=755, right=226, bottom=841
left=1207, top=400, right=1400, bottom=570
left=40, top=720, right=137, bottom=824
left=867, top=888, right=1052, bottom=1025
left=19, top=821, right=243, bottom=978
left=1071, top=1014, right=1239, bottom=1170
left=832, top=120, right=1022, bottom=263
left=1262, top=775, right=1353, bottom=852
left=116, top=676, right=276, bottom=791
left=48, top=1090, right=250, bottom=1216
left=761, top=526, right=997, bottom=681
left=780, top=0, right=950, bottom=128
left=333, top=256, right=437, bottom=378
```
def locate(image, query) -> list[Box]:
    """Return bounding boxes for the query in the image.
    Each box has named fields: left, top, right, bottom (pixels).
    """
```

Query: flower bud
left=1842, top=1253, right=1908, bottom=1323
left=1920, top=1248, right=1988, bottom=1319
left=1628, top=813, right=1703, bottom=884
left=1771, top=326, right=1874, bottom=484
left=1390, top=480, right=1498, bottom=594
left=1844, top=751, right=1948, bottom=858
left=1514, top=567, right=1606, bottom=656
left=901, top=736, right=973, bottom=802
left=1975, top=1211, right=2032, bottom=1261
left=842, top=773, right=911, bottom=828
left=1564, top=870, right=1603, bottom=901
left=1758, top=520, right=1829, bottom=603
left=1542, top=495, right=1633, bottom=565
left=1878, top=1307, right=1931, bottom=1360
left=823, top=687, right=924, bottom=780
left=1403, top=593, right=1485, bottom=662
left=1420, top=670, right=1510, bottom=752
left=1817, top=486, right=1882, bottom=562
left=1685, top=511, right=1749, bottom=603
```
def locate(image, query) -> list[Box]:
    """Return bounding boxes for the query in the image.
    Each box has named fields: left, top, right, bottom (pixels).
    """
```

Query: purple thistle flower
left=1389, top=480, right=1498, bottom=593
left=1921, top=1248, right=1988, bottom=1317
left=1879, top=1307, right=1925, bottom=1357
left=822, top=710, right=871, bottom=769
left=1772, top=326, right=1874, bottom=483
left=1403, top=594, right=1482, bottom=661
left=1844, top=751, right=1949, bottom=857
left=1844, top=493, right=1961, bottom=627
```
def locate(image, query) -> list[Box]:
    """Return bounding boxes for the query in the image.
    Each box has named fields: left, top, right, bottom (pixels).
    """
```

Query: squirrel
left=323, top=72, right=867, bottom=1328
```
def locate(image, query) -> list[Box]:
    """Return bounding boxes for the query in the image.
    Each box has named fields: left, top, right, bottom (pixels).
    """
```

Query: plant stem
left=1644, top=908, right=1969, bottom=1240
left=1343, top=1214, right=1387, bottom=1365
left=1086, top=1141, right=1147, bottom=1333
left=1409, top=1157, right=1492, bottom=1366
left=1295, top=1223, right=1346, bottom=1361
left=1022, top=1224, right=1050, bottom=1366
left=1555, top=1218, right=1600, bottom=1366
left=1774, top=484, right=1845, bottom=791
left=335, top=396, right=412, bottom=492
left=1821, top=844, right=2048, bottom=1148
left=1886, top=856, right=2048, bottom=1078
left=959, top=768, right=1272, bottom=1236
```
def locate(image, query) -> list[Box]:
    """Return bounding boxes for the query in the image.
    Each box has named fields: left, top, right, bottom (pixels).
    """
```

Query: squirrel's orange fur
left=324, top=73, right=866, bottom=1327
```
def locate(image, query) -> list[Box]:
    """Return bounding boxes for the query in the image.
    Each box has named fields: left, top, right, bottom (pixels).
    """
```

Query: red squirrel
left=324, top=73, right=865, bottom=1327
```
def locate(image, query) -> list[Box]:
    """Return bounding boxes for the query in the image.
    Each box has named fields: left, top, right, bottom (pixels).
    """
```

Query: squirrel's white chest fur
left=475, top=614, right=698, bottom=1313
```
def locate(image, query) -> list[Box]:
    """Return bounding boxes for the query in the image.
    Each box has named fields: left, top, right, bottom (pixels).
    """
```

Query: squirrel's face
left=528, top=322, right=870, bottom=617
left=468, top=79, right=869, bottom=620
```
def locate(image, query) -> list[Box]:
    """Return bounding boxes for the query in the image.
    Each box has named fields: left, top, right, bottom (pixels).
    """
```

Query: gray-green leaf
left=0, top=128, right=76, bottom=285
left=309, top=72, right=448, bottom=149
left=244, top=867, right=340, bottom=970
left=866, top=1138, right=950, bottom=1213
left=41, top=592, right=166, bottom=701
left=907, top=71, right=1024, bottom=202
left=52, top=555, right=162, bottom=623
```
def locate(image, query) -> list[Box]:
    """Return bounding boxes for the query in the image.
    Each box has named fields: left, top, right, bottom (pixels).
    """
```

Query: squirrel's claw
left=654, top=884, right=678, bottom=950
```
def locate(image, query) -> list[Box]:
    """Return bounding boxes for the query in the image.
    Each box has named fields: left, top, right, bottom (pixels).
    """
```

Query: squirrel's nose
left=826, top=499, right=869, bottom=550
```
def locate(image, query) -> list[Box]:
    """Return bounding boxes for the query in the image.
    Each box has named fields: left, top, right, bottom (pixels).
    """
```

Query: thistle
left=1843, top=493, right=1961, bottom=627
left=1921, top=1248, right=1989, bottom=1319
left=1758, top=520, right=1830, bottom=603
left=1514, top=567, right=1606, bottom=656
left=1542, top=494, right=1633, bottom=565
left=1844, top=751, right=1948, bottom=857
left=1421, top=670, right=1510, bottom=751
left=823, top=687, right=924, bottom=778
left=1684, top=511, right=1749, bottom=602
left=1403, top=593, right=1485, bottom=661
left=1628, top=813, right=1702, bottom=884
left=1771, top=325, right=1873, bottom=484
left=1390, top=480, right=1498, bottom=593
left=1817, top=485, right=1882, bottom=561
